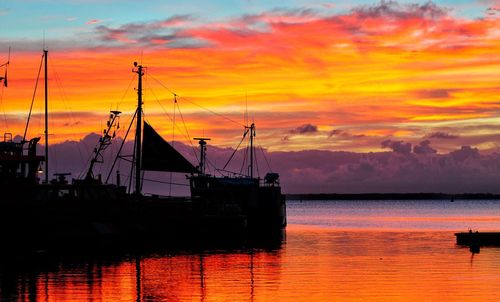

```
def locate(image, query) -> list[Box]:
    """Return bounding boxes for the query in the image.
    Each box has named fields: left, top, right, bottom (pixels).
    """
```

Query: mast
left=249, top=123, right=255, bottom=178
left=133, top=62, right=144, bottom=194
left=44, top=48, right=48, bottom=184
left=85, top=111, right=121, bottom=181
left=194, top=137, right=211, bottom=175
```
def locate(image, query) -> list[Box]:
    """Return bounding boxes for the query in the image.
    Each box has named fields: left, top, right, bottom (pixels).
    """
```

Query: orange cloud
left=2, top=2, right=499, bottom=153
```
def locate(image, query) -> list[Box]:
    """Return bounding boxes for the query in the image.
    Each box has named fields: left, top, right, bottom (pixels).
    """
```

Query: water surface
left=1, top=200, right=499, bottom=301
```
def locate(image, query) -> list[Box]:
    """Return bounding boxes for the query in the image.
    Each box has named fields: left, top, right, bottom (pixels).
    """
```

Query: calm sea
left=1, top=200, right=500, bottom=301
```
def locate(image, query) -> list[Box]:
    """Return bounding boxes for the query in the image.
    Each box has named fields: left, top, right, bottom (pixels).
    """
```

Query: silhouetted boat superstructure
left=188, top=132, right=286, bottom=231
left=0, top=51, right=286, bottom=249
left=0, top=50, right=130, bottom=246
left=113, top=61, right=286, bottom=236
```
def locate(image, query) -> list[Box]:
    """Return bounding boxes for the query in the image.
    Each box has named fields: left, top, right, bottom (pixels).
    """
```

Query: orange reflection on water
left=4, top=227, right=500, bottom=301
left=280, top=226, right=500, bottom=301
left=33, top=261, right=137, bottom=302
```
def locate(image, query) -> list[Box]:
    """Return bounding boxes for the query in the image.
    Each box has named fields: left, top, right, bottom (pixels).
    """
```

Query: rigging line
left=252, top=131, right=260, bottom=178
left=113, top=173, right=191, bottom=188
left=147, top=82, right=232, bottom=176
left=215, top=168, right=247, bottom=177
left=259, top=144, right=273, bottom=172
left=105, top=117, right=120, bottom=178
left=23, top=54, right=44, bottom=141
left=49, top=59, right=87, bottom=168
left=201, top=151, right=224, bottom=177
left=206, top=157, right=222, bottom=176
left=105, top=109, right=137, bottom=184
left=142, top=178, right=190, bottom=187
left=146, top=83, right=198, bottom=158
left=48, top=98, right=60, bottom=174
left=149, top=74, right=244, bottom=127
left=255, top=144, right=260, bottom=178
left=128, top=134, right=136, bottom=194
left=114, top=109, right=134, bottom=138
left=223, top=128, right=249, bottom=170
left=0, top=82, right=6, bottom=131
left=116, top=74, right=136, bottom=110
left=174, top=99, right=201, bottom=160
left=116, top=139, right=122, bottom=175
left=0, top=48, right=9, bottom=130
left=240, top=138, right=249, bottom=175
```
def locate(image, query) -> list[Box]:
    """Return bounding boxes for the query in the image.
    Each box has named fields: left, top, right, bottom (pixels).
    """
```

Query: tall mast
left=249, top=123, right=255, bottom=178
left=133, top=62, right=144, bottom=194
left=44, top=49, right=48, bottom=184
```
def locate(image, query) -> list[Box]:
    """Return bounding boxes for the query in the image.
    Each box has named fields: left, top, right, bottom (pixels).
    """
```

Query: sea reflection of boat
left=0, top=50, right=286, bottom=249
left=0, top=233, right=284, bottom=302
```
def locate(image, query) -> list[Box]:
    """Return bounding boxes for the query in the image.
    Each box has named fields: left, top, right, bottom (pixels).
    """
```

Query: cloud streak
left=93, top=15, right=203, bottom=48
left=1, top=1, right=499, bottom=153
left=426, top=132, right=459, bottom=139
left=42, top=135, right=500, bottom=195
left=289, top=123, right=318, bottom=134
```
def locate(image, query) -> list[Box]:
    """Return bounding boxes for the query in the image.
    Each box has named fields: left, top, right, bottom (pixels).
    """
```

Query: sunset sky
left=0, top=0, right=499, bottom=154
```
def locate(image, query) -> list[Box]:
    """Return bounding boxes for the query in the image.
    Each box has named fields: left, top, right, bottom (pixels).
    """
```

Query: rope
left=0, top=50, right=9, bottom=132
left=106, top=109, right=137, bottom=184
left=175, top=99, right=198, bottom=157
left=259, top=145, right=273, bottom=172
left=116, top=74, right=135, bottom=110
left=146, top=83, right=198, bottom=158
left=23, top=54, right=44, bottom=141
left=49, top=59, right=87, bottom=170
left=240, top=139, right=249, bottom=175
left=0, top=81, right=6, bottom=131
left=142, top=177, right=190, bottom=187
left=149, top=74, right=244, bottom=127
left=223, top=128, right=248, bottom=170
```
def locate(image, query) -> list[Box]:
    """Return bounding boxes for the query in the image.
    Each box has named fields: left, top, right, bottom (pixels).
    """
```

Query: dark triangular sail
left=141, top=121, right=197, bottom=173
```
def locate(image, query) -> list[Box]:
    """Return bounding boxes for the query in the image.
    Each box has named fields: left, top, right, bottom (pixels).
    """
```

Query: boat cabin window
left=58, top=189, right=71, bottom=198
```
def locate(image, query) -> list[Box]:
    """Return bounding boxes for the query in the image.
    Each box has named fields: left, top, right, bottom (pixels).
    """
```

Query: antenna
left=245, top=92, right=248, bottom=127
left=194, top=137, right=211, bottom=175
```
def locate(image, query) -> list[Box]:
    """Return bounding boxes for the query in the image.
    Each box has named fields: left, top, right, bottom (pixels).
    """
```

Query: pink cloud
left=34, top=135, right=500, bottom=195
left=86, top=19, right=102, bottom=25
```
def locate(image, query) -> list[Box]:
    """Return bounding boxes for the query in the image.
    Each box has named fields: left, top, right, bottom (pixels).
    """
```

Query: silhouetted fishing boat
left=0, top=50, right=132, bottom=245
left=0, top=51, right=286, bottom=248
left=109, top=62, right=286, bottom=236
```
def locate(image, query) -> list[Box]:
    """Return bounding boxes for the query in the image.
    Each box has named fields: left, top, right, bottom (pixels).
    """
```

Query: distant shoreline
left=285, top=193, right=500, bottom=200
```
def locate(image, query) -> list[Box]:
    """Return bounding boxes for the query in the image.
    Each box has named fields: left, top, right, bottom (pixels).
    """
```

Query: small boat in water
left=455, top=231, right=500, bottom=246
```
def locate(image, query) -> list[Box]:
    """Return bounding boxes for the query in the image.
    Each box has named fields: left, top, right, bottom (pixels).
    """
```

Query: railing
left=3, top=133, right=12, bottom=142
